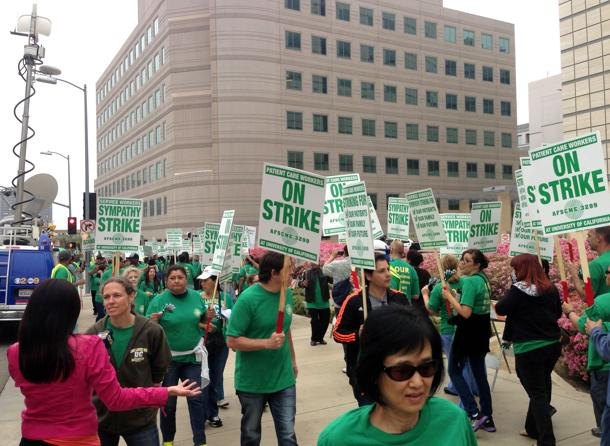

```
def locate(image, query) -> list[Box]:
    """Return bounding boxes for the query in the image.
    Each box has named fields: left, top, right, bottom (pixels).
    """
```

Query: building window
left=448, top=199, right=460, bottom=211
left=444, top=25, right=456, bottom=43
left=427, top=125, right=439, bottom=142
left=336, top=2, right=350, bottom=21
left=425, top=56, right=437, bottom=73
left=286, top=31, right=301, bottom=50
left=425, top=21, right=437, bottom=38
left=405, top=88, right=418, bottom=105
left=447, top=161, right=459, bottom=177
left=384, top=121, right=398, bottom=138
left=338, top=116, right=353, bottom=134
left=286, top=71, right=302, bottom=90
left=445, top=59, right=457, bottom=76
left=286, top=111, right=303, bottom=129
left=465, top=96, right=476, bottom=112
left=312, top=75, right=328, bottom=93
left=339, top=154, right=353, bottom=172
left=401, top=15, right=417, bottom=36
left=407, top=159, right=420, bottom=175
left=463, top=29, right=475, bottom=46
left=380, top=49, right=396, bottom=68
left=466, top=162, right=478, bottom=178
left=287, top=150, right=304, bottom=169
left=484, top=130, right=495, bottom=147
left=363, top=155, right=376, bottom=173
left=312, top=36, right=327, bottom=55
left=502, top=164, right=513, bottom=180
left=337, top=40, right=351, bottom=58
left=501, top=101, right=512, bottom=116
left=285, top=0, right=300, bottom=11
left=360, top=44, right=375, bottom=63
left=406, top=123, right=419, bottom=140
left=499, top=37, right=510, bottom=53
left=481, top=33, right=493, bottom=50
left=384, top=85, right=397, bottom=102
left=337, top=78, right=352, bottom=96
left=465, top=129, right=477, bottom=145
left=485, top=163, right=496, bottom=179
left=386, top=157, right=399, bottom=174
left=464, top=63, right=475, bottom=79
left=446, top=94, right=458, bottom=110
left=314, top=152, right=329, bottom=170
left=482, top=66, right=493, bottom=82
left=428, top=160, right=440, bottom=176
left=360, top=7, right=373, bottom=26
left=500, top=69, right=511, bottom=85
left=362, top=118, right=376, bottom=136
left=483, top=99, right=494, bottom=114
left=361, top=82, right=375, bottom=100
left=382, top=12, right=395, bottom=30
left=311, top=0, right=325, bottom=16
left=426, top=90, right=438, bottom=107
left=313, top=114, right=328, bottom=132
left=501, top=132, right=512, bottom=148
left=447, top=127, right=458, bottom=143
left=405, top=52, right=417, bottom=70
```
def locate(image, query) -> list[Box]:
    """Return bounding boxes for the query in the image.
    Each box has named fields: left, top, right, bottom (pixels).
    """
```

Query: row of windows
left=99, top=159, right=167, bottom=197
left=97, top=85, right=166, bottom=154
left=97, top=17, right=160, bottom=104
left=369, top=194, right=484, bottom=213
left=285, top=112, right=513, bottom=147
left=287, top=151, right=515, bottom=179
left=98, top=121, right=167, bottom=176
left=285, top=32, right=512, bottom=85
left=97, top=48, right=166, bottom=132
left=284, top=1, right=511, bottom=54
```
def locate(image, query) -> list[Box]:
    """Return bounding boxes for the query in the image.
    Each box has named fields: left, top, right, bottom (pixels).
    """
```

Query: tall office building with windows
left=94, top=0, right=518, bottom=238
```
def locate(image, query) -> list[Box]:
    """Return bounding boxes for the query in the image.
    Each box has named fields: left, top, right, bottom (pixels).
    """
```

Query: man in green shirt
left=88, top=255, right=106, bottom=316
left=569, top=226, right=610, bottom=300
left=51, top=250, right=75, bottom=282
left=388, top=240, right=420, bottom=303
left=176, top=252, right=196, bottom=289
left=227, top=251, right=298, bottom=446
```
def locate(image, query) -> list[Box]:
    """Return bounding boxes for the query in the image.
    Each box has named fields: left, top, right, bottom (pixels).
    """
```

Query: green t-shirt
left=176, top=262, right=196, bottom=286
left=226, top=283, right=295, bottom=393
left=590, top=251, right=610, bottom=297
left=133, top=290, right=149, bottom=316
left=577, top=307, right=610, bottom=371
left=239, top=264, right=259, bottom=292
left=389, top=258, right=420, bottom=301
left=51, top=264, right=73, bottom=282
left=106, top=320, right=134, bottom=368
left=513, top=339, right=559, bottom=355
left=306, top=279, right=329, bottom=310
left=318, top=397, right=477, bottom=446
left=428, top=278, right=463, bottom=335
left=192, top=261, right=202, bottom=279
left=146, top=289, right=206, bottom=363
left=460, top=273, right=490, bottom=315
left=88, top=263, right=101, bottom=292
left=139, top=280, right=162, bottom=298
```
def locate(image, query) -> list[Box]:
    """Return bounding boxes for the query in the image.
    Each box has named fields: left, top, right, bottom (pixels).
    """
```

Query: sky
left=0, top=0, right=560, bottom=229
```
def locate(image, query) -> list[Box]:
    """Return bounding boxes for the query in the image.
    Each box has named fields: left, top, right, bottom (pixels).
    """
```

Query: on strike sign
left=468, top=202, right=502, bottom=253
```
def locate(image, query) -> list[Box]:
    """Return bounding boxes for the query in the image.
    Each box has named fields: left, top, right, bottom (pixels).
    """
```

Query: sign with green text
left=368, top=196, right=384, bottom=239
left=468, top=201, right=502, bottom=253
left=231, top=225, right=245, bottom=273
left=387, top=197, right=410, bottom=240
left=165, top=228, right=183, bottom=251
left=405, top=189, right=447, bottom=249
left=343, top=181, right=375, bottom=269
left=95, top=198, right=142, bottom=251
left=509, top=204, right=554, bottom=260
left=520, top=157, right=543, bottom=229
left=323, top=173, right=360, bottom=236
left=514, top=169, right=531, bottom=228
left=211, top=210, right=235, bottom=281
left=440, top=213, right=470, bottom=256
left=258, top=163, right=326, bottom=262
left=200, top=222, right=220, bottom=266
left=528, top=132, right=610, bottom=234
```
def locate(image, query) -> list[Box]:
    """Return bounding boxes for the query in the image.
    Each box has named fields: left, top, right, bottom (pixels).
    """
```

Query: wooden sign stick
left=554, top=236, right=569, bottom=302
left=574, top=231, right=594, bottom=306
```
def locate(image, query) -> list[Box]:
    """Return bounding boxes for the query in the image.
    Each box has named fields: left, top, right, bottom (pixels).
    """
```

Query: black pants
left=591, top=369, right=609, bottom=428
left=515, top=342, right=561, bottom=446
left=308, top=307, right=330, bottom=343
left=20, top=440, right=52, bottom=446
left=91, top=290, right=97, bottom=312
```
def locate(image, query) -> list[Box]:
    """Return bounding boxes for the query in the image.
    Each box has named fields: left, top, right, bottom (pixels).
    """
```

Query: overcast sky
left=0, top=0, right=560, bottom=228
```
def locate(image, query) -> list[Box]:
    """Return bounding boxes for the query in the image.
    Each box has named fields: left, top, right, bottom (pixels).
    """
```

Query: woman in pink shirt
left=8, top=279, right=201, bottom=446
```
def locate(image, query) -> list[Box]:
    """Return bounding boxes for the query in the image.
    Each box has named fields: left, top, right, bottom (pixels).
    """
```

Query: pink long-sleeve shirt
left=7, top=334, right=169, bottom=440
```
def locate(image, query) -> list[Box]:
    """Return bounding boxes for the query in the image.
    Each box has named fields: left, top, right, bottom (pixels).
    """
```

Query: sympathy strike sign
left=368, top=196, right=384, bottom=239
left=258, top=163, right=326, bottom=262
left=201, top=223, right=220, bottom=266
left=231, top=225, right=245, bottom=273
left=468, top=201, right=502, bottom=253
left=323, top=173, right=360, bottom=236
left=211, top=210, right=235, bottom=281
left=406, top=189, right=446, bottom=249
left=387, top=197, right=410, bottom=240
left=528, top=132, right=610, bottom=234
left=166, top=228, right=183, bottom=251
left=342, top=181, right=375, bottom=269
left=509, top=204, right=554, bottom=260
left=440, top=213, right=470, bottom=256
left=96, top=198, right=142, bottom=251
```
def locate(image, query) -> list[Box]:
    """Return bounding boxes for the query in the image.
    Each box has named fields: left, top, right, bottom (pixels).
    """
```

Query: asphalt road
left=0, top=321, right=19, bottom=394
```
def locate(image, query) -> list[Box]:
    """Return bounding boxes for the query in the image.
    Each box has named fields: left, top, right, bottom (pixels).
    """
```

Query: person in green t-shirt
left=123, top=266, right=149, bottom=316
left=88, top=255, right=106, bottom=316
left=568, top=227, right=610, bottom=302
left=389, top=240, right=420, bottom=304
left=238, top=255, right=260, bottom=294
left=139, top=265, right=164, bottom=299
left=226, top=251, right=298, bottom=446
left=176, top=252, right=196, bottom=289
left=318, top=305, right=476, bottom=446
left=298, top=262, right=330, bottom=346
left=192, top=255, right=203, bottom=290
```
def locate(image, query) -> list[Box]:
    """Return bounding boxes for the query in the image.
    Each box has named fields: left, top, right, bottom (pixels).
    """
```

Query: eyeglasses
left=382, top=359, right=438, bottom=381
left=606, top=270, right=610, bottom=275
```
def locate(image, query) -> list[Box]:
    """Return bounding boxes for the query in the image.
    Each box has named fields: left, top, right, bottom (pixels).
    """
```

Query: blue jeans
left=237, top=385, right=297, bottom=446
left=161, top=361, right=206, bottom=445
left=449, top=350, right=493, bottom=418
left=98, top=425, right=159, bottom=446
left=441, top=334, right=478, bottom=395
left=202, top=343, right=229, bottom=420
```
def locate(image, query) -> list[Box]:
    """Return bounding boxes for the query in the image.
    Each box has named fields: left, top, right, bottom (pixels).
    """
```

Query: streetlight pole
left=40, top=151, right=71, bottom=217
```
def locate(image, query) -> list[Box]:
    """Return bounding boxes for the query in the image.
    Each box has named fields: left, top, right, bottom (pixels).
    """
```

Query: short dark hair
left=258, top=251, right=285, bottom=283
left=364, top=253, right=389, bottom=284
left=166, top=264, right=187, bottom=279
left=406, top=249, right=423, bottom=267
left=18, top=279, right=80, bottom=383
left=178, top=251, right=189, bottom=263
left=356, top=305, right=444, bottom=405
left=461, top=248, right=489, bottom=270
left=594, top=226, right=610, bottom=245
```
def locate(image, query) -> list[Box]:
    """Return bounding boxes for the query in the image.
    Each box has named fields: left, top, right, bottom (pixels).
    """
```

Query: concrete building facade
left=528, top=74, right=563, bottom=148
left=94, top=0, right=519, bottom=239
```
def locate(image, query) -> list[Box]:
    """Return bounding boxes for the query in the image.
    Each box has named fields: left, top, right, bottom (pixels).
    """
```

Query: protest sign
left=258, top=163, right=325, bottom=262
left=405, top=189, right=447, bottom=249
left=509, top=204, right=554, bottom=260
left=440, top=213, right=470, bottom=256
left=387, top=197, right=410, bottom=240
left=211, top=210, right=235, bottom=282
left=244, top=226, right=257, bottom=250
left=231, top=225, right=245, bottom=273
left=95, top=198, right=142, bottom=251
left=514, top=169, right=531, bottom=228
left=368, top=196, right=384, bottom=239
left=468, top=201, right=502, bottom=253
left=157, top=243, right=168, bottom=257
left=201, top=223, right=220, bottom=266
left=323, top=173, right=360, bottom=236
left=181, top=239, right=193, bottom=256
left=342, top=181, right=375, bottom=269
left=520, top=157, right=543, bottom=229
left=165, top=228, right=183, bottom=251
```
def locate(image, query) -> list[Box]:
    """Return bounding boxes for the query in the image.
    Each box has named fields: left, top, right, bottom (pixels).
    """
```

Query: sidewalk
left=0, top=310, right=600, bottom=445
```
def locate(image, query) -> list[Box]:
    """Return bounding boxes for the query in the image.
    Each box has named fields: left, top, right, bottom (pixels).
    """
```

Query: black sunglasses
left=382, top=359, right=438, bottom=381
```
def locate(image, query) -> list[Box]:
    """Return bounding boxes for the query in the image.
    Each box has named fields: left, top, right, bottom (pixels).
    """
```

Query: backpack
left=331, top=277, right=353, bottom=307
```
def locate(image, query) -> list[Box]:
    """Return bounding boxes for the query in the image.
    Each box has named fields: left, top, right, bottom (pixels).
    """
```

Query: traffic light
left=67, top=217, right=77, bottom=234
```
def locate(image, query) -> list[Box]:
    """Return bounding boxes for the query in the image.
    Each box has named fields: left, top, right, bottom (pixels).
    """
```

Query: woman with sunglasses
left=318, top=305, right=476, bottom=445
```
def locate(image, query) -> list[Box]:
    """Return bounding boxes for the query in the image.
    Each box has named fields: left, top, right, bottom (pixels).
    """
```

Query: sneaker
left=319, top=339, right=327, bottom=345
left=310, top=341, right=318, bottom=346
left=217, top=399, right=229, bottom=408
left=472, top=414, right=496, bottom=433
left=207, top=416, right=223, bottom=428
left=592, top=427, right=602, bottom=438
left=443, top=386, right=458, bottom=396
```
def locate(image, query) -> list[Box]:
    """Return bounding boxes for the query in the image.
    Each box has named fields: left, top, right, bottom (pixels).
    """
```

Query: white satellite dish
left=22, top=173, right=58, bottom=218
